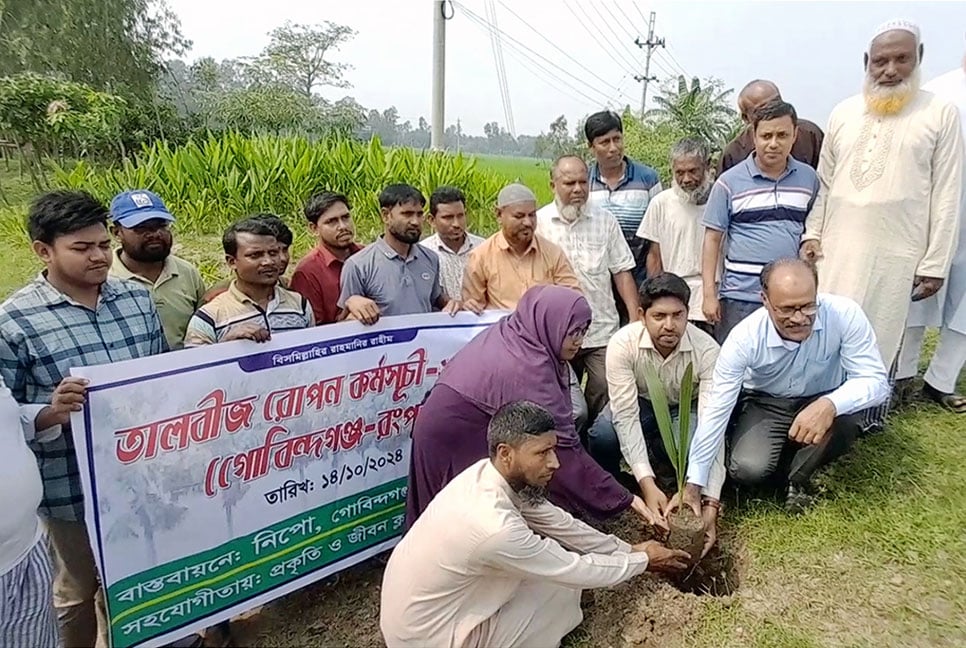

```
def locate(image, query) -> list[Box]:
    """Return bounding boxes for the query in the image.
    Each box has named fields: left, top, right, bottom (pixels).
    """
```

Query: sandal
left=922, top=382, right=966, bottom=413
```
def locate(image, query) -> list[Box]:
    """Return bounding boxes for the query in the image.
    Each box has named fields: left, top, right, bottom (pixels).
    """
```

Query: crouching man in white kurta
left=898, top=59, right=966, bottom=413
left=800, top=20, right=964, bottom=421
left=380, top=400, right=689, bottom=648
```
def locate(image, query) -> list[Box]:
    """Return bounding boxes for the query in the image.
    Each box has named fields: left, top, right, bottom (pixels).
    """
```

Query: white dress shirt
left=687, top=294, right=890, bottom=497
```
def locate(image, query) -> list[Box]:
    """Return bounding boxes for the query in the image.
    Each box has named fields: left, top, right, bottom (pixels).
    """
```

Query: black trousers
left=728, top=391, right=862, bottom=488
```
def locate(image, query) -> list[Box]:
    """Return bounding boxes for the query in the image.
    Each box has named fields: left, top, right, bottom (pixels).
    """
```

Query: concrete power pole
left=634, top=11, right=665, bottom=116
left=431, top=0, right=446, bottom=150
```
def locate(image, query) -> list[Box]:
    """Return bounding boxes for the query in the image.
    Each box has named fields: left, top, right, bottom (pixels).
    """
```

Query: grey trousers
left=728, top=391, right=862, bottom=488
left=715, top=298, right=761, bottom=345
left=570, top=347, right=608, bottom=432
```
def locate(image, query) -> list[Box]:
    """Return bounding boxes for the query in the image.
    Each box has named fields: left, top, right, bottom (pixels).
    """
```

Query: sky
left=165, top=0, right=966, bottom=137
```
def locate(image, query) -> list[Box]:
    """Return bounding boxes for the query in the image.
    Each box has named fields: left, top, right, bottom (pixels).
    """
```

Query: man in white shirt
left=380, top=400, right=689, bottom=648
left=684, top=259, right=889, bottom=527
left=420, top=186, right=485, bottom=301
left=537, top=155, right=640, bottom=426
left=0, top=375, right=75, bottom=648
left=588, top=273, right=721, bottom=551
left=638, top=139, right=715, bottom=332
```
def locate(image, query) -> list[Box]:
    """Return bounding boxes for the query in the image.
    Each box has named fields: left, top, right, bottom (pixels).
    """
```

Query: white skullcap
left=496, top=183, right=537, bottom=208
left=870, top=19, right=921, bottom=48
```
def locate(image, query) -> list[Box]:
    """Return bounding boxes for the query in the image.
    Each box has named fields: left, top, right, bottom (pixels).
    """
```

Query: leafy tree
left=534, top=115, right=577, bottom=159
left=646, top=76, right=740, bottom=150
left=247, top=21, right=356, bottom=97
left=621, top=108, right=687, bottom=186
left=0, top=0, right=189, bottom=101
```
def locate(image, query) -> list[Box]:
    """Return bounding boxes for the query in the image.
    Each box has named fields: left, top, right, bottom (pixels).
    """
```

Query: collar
left=480, top=460, right=522, bottom=509
left=592, top=156, right=633, bottom=188
left=112, top=249, right=177, bottom=283
left=636, top=321, right=693, bottom=354
left=375, top=235, right=419, bottom=262
left=316, top=242, right=362, bottom=267
left=227, top=280, right=278, bottom=309
left=745, top=152, right=796, bottom=181
left=426, top=232, right=476, bottom=255
left=764, top=304, right=825, bottom=349
left=495, top=230, right=538, bottom=256
left=33, top=272, right=120, bottom=307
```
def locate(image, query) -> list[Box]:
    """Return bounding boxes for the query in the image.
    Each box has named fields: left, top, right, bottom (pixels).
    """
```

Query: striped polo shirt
left=703, top=153, right=819, bottom=303
left=183, top=281, right=314, bottom=346
left=587, top=156, right=663, bottom=240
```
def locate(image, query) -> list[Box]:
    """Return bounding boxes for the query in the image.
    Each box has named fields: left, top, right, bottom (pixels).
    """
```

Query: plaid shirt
left=0, top=274, right=167, bottom=521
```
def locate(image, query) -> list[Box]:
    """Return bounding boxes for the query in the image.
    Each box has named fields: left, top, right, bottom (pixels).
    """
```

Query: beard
left=864, top=66, right=921, bottom=116
left=672, top=175, right=713, bottom=205
left=517, top=484, right=548, bottom=506
left=557, top=202, right=585, bottom=223
left=390, top=225, right=422, bottom=245
left=126, top=242, right=171, bottom=263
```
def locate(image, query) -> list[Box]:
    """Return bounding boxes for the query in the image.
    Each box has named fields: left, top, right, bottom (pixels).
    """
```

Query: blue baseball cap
left=110, top=190, right=176, bottom=228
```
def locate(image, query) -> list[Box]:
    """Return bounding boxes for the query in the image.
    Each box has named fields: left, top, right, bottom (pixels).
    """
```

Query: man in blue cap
left=109, top=190, right=206, bottom=350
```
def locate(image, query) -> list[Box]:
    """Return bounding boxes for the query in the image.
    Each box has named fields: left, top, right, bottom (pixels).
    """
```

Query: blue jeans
left=587, top=396, right=698, bottom=483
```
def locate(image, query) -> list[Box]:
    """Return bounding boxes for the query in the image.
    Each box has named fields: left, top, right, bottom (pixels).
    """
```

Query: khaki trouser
left=45, top=518, right=108, bottom=648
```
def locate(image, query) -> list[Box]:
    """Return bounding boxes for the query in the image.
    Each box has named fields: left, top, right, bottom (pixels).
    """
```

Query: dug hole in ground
left=228, top=507, right=744, bottom=648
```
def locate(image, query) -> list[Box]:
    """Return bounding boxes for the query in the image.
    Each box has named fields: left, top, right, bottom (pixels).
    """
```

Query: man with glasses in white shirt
left=681, top=258, right=889, bottom=527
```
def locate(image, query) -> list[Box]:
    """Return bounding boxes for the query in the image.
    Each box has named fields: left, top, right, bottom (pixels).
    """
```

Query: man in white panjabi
left=801, top=20, right=964, bottom=396
left=379, top=400, right=688, bottom=648
left=897, top=52, right=966, bottom=413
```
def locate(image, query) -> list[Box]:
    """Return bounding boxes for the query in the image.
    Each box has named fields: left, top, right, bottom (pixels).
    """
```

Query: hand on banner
left=462, top=299, right=485, bottom=315
left=38, top=376, right=89, bottom=427
left=911, top=276, right=943, bottom=302
left=345, top=295, right=381, bottom=325
left=442, top=299, right=462, bottom=317
left=223, top=324, right=271, bottom=343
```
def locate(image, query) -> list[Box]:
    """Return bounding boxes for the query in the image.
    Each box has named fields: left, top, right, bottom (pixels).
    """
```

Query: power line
left=598, top=3, right=651, bottom=69
left=564, top=0, right=640, bottom=76
left=663, top=44, right=691, bottom=78
left=483, top=0, right=515, bottom=136
left=456, top=2, right=633, bottom=107
left=497, top=1, right=628, bottom=97
left=455, top=3, right=614, bottom=111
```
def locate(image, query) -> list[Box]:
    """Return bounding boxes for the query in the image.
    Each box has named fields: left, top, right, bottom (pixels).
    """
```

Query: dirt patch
left=226, top=514, right=745, bottom=648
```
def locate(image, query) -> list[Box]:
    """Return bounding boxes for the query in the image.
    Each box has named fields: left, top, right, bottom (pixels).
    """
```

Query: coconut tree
left=646, top=75, right=740, bottom=150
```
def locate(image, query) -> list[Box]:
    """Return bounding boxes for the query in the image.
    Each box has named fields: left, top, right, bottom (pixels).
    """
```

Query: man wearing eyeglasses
left=109, top=190, right=206, bottom=350
left=680, top=258, right=889, bottom=520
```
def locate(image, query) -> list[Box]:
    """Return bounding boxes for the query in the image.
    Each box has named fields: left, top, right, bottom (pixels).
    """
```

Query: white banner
left=70, top=312, right=502, bottom=648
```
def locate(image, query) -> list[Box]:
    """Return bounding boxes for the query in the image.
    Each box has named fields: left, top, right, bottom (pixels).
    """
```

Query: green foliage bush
left=54, top=133, right=507, bottom=244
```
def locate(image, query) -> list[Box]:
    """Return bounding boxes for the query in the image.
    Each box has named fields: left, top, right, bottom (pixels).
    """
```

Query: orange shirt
left=461, top=231, right=582, bottom=310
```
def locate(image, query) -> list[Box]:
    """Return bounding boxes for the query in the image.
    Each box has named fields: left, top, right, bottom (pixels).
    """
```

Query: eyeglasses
left=772, top=303, right=818, bottom=318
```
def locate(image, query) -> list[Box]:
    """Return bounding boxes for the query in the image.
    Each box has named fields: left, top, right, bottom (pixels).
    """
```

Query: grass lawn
left=1, top=156, right=964, bottom=647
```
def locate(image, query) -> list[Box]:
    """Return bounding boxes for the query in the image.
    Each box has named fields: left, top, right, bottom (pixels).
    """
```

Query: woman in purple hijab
left=405, top=284, right=660, bottom=529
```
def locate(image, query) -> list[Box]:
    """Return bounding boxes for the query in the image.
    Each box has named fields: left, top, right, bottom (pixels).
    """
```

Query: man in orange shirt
left=463, top=183, right=581, bottom=312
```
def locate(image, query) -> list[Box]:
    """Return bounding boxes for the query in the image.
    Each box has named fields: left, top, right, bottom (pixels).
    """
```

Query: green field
left=0, top=153, right=963, bottom=647
left=474, top=153, right=553, bottom=203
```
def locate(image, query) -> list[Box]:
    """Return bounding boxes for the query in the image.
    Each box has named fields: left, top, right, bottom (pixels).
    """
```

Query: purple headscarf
left=439, top=284, right=592, bottom=429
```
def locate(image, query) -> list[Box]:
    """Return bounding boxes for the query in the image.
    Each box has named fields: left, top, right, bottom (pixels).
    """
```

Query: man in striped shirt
left=184, top=217, right=314, bottom=346
left=701, top=100, right=820, bottom=343
left=584, top=110, right=663, bottom=288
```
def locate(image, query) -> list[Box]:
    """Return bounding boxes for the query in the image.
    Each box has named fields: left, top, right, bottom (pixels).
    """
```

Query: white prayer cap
left=496, top=183, right=537, bottom=208
left=869, top=19, right=921, bottom=48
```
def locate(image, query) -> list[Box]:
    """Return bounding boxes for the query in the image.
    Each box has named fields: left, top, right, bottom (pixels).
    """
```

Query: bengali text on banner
left=70, top=311, right=504, bottom=648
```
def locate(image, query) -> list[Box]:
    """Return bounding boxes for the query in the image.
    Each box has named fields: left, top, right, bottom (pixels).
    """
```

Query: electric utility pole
left=431, top=0, right=447, bottom=150
left=634, top=11, right=665, bottom=115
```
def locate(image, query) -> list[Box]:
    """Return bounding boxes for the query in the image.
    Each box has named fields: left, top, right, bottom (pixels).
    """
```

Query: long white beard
left=863, top=66, right=921, bottom=116
left=558, top=202, right=585, bottom=223
left=672, top=176, right=713, bottom=205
